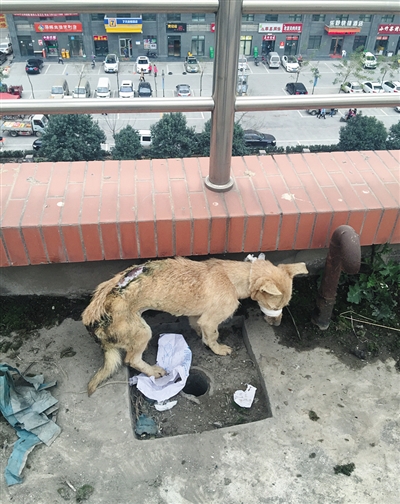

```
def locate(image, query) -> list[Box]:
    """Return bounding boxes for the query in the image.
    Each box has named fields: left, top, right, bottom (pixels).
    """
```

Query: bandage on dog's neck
left=260, top=306, right=282, bottom=317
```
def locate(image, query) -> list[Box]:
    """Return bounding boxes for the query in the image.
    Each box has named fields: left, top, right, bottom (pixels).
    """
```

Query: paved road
left=1, top=57, right=399, bottom=150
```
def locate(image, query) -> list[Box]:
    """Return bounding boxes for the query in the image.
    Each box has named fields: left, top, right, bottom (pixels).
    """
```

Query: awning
left=324, top=26, right=361, bottom=36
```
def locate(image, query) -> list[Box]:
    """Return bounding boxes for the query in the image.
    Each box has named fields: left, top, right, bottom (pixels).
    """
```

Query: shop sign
left=259, top=23, right=302, bottom=34
left=329, top=20, right=363, bottom=27
left=262, top=35, right=276, bottom=41
left=42, top=35, right=57, bottom=41
left=210, top=23, right=215, bottom=32
left=104, top=17, right=142, bottom=33
left=144, top=38, right=157, bottom=50
left=14, top=13, right=79, bottom=17
left=166, top=23, right=187, bottom=33
left=94, top=35, right=108, bottom=41
left=34, top=22, right=83, bottom=33
left=0, top=14, right=7, bottom=29
left=378, top=24, right=400, bottom=33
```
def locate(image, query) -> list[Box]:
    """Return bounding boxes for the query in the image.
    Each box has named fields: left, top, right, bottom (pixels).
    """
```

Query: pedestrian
left=330, top=108, right=335, bottom=117
left=149, top=62, right=152, bottom=74
left=124, top=47, right=128, bottom=58
left=153, top=64, right=158, bottom=77
left=342, top=49, right=347, bottom=58
left=320, top=108, right=326, bottom=119
left=139, top=70, right=145, bottom=82
left=58, top=55, right=64, bottom=64
left=316, top=108, right=322, bottom=118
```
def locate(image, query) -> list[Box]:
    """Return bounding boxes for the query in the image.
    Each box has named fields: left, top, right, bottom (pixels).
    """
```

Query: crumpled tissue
left=129, top=333, right=192, bottom=402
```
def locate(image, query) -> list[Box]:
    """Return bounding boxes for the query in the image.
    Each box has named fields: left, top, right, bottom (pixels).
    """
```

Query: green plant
left=345, top=245, right=400, bottom=322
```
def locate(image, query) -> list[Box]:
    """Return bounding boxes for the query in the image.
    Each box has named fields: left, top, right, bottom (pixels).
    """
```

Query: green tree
left=378, top=54, right=400, bottom=83
left=196, top=119, right=250, bottom=156
left=386, top=121, right=400, bottom=150
left=150, top=112, right=196, bottom=158
left=111, top=125, right=142, bottom=160
left=0, top=67, right=9, bottom=88
left=338, top=114, right=387, bottom=151
left=333, top=48, right=368, bottom=92
left=40, top=114, right=106, bottom=162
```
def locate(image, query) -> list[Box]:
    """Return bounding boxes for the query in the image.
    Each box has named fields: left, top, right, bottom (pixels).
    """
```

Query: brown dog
left=82, top=257, right=308, bottom=395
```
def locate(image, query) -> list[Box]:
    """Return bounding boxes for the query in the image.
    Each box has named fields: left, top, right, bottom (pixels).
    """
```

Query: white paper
left=129, top=333, right=192, bottom=401
left=233, top=384, right=257, bottom=408
left=154, top=400, right=178, bottom=411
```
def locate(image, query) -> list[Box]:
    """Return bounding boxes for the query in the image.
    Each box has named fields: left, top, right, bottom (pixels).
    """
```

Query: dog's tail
left=88, top=346, right=122, bottom=396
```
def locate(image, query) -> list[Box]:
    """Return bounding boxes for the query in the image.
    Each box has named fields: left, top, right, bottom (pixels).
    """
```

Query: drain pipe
left=312, top=225, right=361, bottom=330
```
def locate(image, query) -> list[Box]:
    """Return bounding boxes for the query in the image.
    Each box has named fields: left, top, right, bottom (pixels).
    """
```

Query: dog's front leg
left=198, top=320, right=232, bottom=356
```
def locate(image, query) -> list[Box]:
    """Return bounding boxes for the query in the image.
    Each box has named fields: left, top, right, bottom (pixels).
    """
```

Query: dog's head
left=250, top=261, right=308, bottom=326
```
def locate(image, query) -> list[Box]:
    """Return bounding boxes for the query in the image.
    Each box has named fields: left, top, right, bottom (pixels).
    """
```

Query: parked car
left=175, top=84, right=192, bottom=97
left=25, top=58, right=44, bottom=74
left=0, top=41, right=13, bottom=55
left=32, top=138, right=43, bottom=151
left=281, top=55, right=299, bottom=73
left=0, top=52, right=7, bottom=65
left=243, top=130, right=276, bottom=147
left=119, top=80, right=134, bottom=98
left=340, top=81, right=363, bottom=93
left=184, top=56, right=200, bottom=73
left=104, top=54, right=119, bottom=73
left=306, top=108, right=338, bottom=116
left=238, top=56, right=247, bottom=72
left=285, top=82, right=308, bottom=95
left=136, top=56, right=151, bottom=74
left=362, top=81, right=385, bottom=93
left=137, top=81, right=152, bottom=97
left=382, top=80, right=400, bottom=93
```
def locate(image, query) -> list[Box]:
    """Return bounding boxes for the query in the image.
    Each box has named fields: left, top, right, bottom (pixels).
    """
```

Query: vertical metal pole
left=205, top=0, right=242, bottom=192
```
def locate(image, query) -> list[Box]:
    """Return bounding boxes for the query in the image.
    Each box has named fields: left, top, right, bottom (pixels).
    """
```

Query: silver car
left=184, top=56, right=200, bottom=73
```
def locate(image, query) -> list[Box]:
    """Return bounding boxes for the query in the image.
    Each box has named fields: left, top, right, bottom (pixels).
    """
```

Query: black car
left=244, top=130, right=276, bottom=148
left=0, top=51, right=7, bottom=65
left=32, top=139, right=43, bottom=151
left=137, top=82, right=152, bottom=97
left=285, top=82, right=308, bottom=95
left=25, top=58, right=44, bottom=74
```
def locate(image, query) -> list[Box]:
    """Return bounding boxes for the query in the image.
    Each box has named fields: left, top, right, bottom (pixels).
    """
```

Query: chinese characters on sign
left=378, top=24, right=400, bottom=33
left=34, top=22, right=83, bottom=33
left=166, top=23, right=187, bottom=33
left=258, top=23, right=302, bottom=34
left=329, top=20, right=364, bottom=27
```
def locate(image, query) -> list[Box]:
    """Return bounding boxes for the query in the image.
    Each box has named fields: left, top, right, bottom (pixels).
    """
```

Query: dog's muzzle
left=259, top=306, right=283, bottom=326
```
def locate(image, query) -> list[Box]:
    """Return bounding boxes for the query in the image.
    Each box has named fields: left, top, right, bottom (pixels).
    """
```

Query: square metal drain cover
left=129, top=313, right=272, bottom=439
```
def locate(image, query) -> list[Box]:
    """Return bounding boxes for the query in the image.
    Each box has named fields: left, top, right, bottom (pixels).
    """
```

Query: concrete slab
left=1, top=309, right=399, bottom=503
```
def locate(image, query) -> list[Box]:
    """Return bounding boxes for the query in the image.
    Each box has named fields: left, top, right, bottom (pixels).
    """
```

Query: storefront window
left=353, top=36, right=367, bottom=51
left=191, top=36, right=205, bottom=56
left=68, top=35, right=84, bottom=57
left=285, top=37, right=299, bottom=56
left=167, top=36, right=181, bottom=57
left=308, top=36, right=321, bottom=50
left=240, top=36, right=252, bottom=56
left=192, top=13, right=206, bottom=23
left=375, top=37, right=388, bottom=55
left=119, top=38, right=133, bottom=57
left=93, top=36, right=108, bottom=57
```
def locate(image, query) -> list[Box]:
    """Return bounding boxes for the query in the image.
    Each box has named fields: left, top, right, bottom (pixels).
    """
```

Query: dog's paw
left=210, top=343, right=232, bottom=356
left=150, top=365, right=167, bottom=378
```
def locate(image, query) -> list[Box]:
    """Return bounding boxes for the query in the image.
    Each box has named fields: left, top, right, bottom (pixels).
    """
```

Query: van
left=266, top=52, right=280, bottom=69
left=138, top=130, right=152, bottom=149
left=96, top=77, right=111, bottom=98
left=362, top=52, right=377, bottom=69
left=50, top=78, right=69, bottom=99
left=73, top=80, right=91, bottom=98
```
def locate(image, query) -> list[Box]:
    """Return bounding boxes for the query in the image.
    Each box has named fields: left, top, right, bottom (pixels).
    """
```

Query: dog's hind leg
left=88, top=345, right=122, bottom=396
left=188, top=316, right=201, bottom=337
left=123, top=315, right=166, bottom=378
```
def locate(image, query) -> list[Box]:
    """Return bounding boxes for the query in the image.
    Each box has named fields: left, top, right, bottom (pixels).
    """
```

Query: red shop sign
left=210, top=23, right=215, bottom=32
left=282, top=23, right=302, bottom=33
left=34, top=22, right=83, bottom=33
left=378, top=24, right=400, bottom=33
left=262, top=35, right=276, bottom=41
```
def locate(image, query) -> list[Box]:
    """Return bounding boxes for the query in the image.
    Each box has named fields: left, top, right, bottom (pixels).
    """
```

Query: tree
left=378, top=54, right=400, bottom=84
left=111, top=125, right=142, bottom=160
left=309, top=65, right=322, bottom=95
left=196, top=119, right=250, bottom=157
left=150, top=112, right=196, bottom=159
left=333, top=48, right=368, bottom=92
left=386, top=121, right=400, bottom=150
left=40, top=114, right=106, bottom=161
left=338, top=114, right=387, bottom=151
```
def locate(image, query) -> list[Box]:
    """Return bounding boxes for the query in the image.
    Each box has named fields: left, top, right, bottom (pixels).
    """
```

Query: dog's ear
left=260, top=281, right=282, bottom=297
left=279, top=262, right=308, bottom=278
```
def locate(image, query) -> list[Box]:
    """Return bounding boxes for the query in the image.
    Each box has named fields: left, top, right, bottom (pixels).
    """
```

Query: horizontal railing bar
left=0, top=95, right=398, bottom=116
left=1, top=0, right=398, bottom=14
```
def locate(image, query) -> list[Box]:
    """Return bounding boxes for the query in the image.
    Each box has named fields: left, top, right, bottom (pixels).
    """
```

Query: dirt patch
left=129, top=313, right=272, bottom=439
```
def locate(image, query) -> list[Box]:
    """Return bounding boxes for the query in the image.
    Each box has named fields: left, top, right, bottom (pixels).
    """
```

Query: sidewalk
left=1, top=309, right=399, bottom=503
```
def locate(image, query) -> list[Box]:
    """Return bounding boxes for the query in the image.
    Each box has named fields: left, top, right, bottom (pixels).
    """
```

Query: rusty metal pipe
left=312, top=225, right=361, bottom=330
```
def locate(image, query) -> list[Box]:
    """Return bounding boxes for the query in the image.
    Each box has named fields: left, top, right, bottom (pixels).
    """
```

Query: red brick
left=236, top=177, right=263, bottom=216
left=101, top=222, right=120, bottom=260
left=345, top=151, right=373, bottom=172
left=294, top=213, right=315, bottom=250
left=209, top=217, right=227, bottom=253
left=152, top=158, right=170, bottom=193
left=192, top=218, right=210, bottom=255
left=21, top=185, right=47, bottom=226
left=0, top=237, right=10, bottom=267
left=81, top=196, right=100, bottom=225
left=171, top=179, right=190, bottom=220
left=0, top=185, right=12, bottom=216
left=62, top=184, right=83, bottom=225
left=137, top=221, right=156, bottom=257
left=10, top=164, right=36, bottom=199
left=156, top=220, right=174, bottom=257
left=302, top=154, right=334, bottom=187
left=35, top=162, right=53, bottom=184
left=41, top=198, right=62, bottom=226
left=352, top=184, right=381, bottom=211
left=183, top=158, right=203, bottom=192
left=1, top=199, right=25, bottom=228
left=374, top=209, right=399, bottom=244
left=103, top=160, right=119, bottom=182
left=42, top=226, right=66, bottom=263
left=119, top=195, right=136, bottom=223
left=227, top=216, right=245, bottom=252
left=316, top=152, right=341, bottom=173
left=69, top=161, right=86, bottom=184
left=136, top=181, right=154, bottom=221
left=62, top=226, right=85, bottom=262
left=119, top=221, right=138, bottom=259
left=175, top=220, right=192, bottom=256
left=119, top=161, right=136, bottom=196
left=322, top=186, right=350, bottom=213
left=48, top=162, right=70, bottom=197
left=84, top=162, right=103, bottom=196
left=278, top=213, right=298, bottom=250
left=0, top=164, right=18, bottom=185
left=1, top=228, right=28, bottom=266
left=243, top=215, right=263, bottom=251
left=81, top=224, right=103, bottom=261
left=260, top=214, right=280, bottom=251
left=22, top=227, right=47, bottom=264
left=347, top=211, right=365, bottom=235
left=376, top=150, right=399, bottom=172
left=361, top=151, right=397, bottom=183
left=189, top=192, right=209, bottom=220
left=136, top=159, right=152, bottom=180
left=311, top=213, right=333, bottom=248
left=204, top=188, right=227, bottom=218
left=298, top=173, right=332, bottom=213
left=330, top=212, right=350, bottom=236
left=275, top=155, right=301, bottom=188
left=167, top=158, right=185, bottom=179
left=384, top=183, right=400, bottom=204
left=390, top=214, right=400, bottom=243
left=359, top=209, right=382, bottom=245
left=288, top=153, right=310, bottom=174
left=360, top=171, right=397, bottom=209
left=100, top=183, right=118, bottom=222
left=242, top=156, right=269, bottom=189
left=257, top=154, right=280, bottom=177
left=334, top=152, right=366, bottom=184
left=329, top=172, right=365, bottom=212
left=231, top=156, right=249, bottom=178
left=198, top=157, right=210, bottom=178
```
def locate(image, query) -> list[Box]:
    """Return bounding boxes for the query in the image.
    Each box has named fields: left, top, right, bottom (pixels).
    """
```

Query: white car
left=119, top=80, right=134, bottom=99
left=104, top=54, right=119, bottom=73
left=238, top=56, right=247, bottom=72
left=281, top=55, right=299, bottom=73
left=382, top=80, right=400, bottom=93
left=362, top=81, right=385, bottom=93
left=136, top=56, right=151, bottom=74
left=340, top=81, right=363, bottom=93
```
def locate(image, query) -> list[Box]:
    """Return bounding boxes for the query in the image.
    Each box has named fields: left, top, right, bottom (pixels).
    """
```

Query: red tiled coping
left=0, top=151, right=399, bottom=267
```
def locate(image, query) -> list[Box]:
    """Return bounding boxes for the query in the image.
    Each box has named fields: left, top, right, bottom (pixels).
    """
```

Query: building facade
left=4, top=11, right=400, bottom=61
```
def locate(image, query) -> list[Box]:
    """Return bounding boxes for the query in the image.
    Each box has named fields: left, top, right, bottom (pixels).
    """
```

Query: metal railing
left=2, top=1, right=399, bottom=191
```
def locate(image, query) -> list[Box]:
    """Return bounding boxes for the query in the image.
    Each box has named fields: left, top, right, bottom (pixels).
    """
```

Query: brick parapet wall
left=0, top=151, right=399, bottom=267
